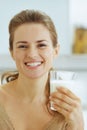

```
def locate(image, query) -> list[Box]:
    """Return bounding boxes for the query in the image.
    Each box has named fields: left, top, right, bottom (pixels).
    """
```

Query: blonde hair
left=1, top=70, right=18, bottom=84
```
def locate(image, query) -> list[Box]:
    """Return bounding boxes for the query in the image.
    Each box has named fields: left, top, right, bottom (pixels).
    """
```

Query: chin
left=26, top=71, right=48, bottom=79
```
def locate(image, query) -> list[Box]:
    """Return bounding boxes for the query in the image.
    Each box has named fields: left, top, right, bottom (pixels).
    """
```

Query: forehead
left=13, top=23, right=52, bottom=42
left=14, top=23, right=49, bottom=34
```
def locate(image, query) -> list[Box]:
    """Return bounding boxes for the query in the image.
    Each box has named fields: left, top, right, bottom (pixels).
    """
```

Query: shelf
left=54, top=54, right=87, bottom=71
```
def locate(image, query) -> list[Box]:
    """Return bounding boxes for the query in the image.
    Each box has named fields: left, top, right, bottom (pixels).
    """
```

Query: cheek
left=43, top=50, right=54, bottom=61
left=44, top=51, right=54, bottom=69
left=13, top=50, right=23, bottom=61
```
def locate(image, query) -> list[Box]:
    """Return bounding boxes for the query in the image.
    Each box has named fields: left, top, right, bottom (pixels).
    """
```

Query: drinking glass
left=50, top=70, right=78, bottom=110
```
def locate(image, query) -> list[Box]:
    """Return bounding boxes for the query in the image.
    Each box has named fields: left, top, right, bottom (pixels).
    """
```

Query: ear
left=53, top=44, right=60, bottom=58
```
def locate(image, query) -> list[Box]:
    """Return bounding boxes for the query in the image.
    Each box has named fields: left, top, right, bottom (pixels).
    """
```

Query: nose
left=26, top=46, right=38, bottom=58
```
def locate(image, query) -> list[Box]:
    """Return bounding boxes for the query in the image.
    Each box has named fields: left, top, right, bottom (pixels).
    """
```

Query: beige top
left=0, top=104, right=69, bottom=130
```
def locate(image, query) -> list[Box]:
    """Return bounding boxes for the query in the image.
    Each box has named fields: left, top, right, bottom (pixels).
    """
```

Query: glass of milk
left=50, top=70, right=78, bottom=110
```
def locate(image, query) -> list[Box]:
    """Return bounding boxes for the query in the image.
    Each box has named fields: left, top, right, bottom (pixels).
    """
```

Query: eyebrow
left=16, top=41, right=28, bottom=44
left=16, top=40, right=48, bottom=44
left=36, top=40, right=48, bottom=43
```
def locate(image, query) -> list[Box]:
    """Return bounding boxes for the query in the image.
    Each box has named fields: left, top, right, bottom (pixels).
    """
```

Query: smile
left=25, top=62, right=42, bottom=67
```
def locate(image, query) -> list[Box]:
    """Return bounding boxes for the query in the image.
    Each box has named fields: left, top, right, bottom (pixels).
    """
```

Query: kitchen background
left=0, top=0, right=87, bottom=129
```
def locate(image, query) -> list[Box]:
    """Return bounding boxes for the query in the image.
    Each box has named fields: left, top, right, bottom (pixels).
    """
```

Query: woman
left=0, top=9, right=84, bottom=130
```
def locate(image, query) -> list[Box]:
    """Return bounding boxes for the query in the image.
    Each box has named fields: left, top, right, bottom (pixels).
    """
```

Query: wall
left=69, top=0, right=87, bottom=47
left=0, top=0, right=70, bottom=55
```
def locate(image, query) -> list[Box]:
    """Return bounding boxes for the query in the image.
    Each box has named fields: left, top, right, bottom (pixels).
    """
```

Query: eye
left=17, top=45, right=28, bottom=49
left=38, top=43, right=47, bottom=48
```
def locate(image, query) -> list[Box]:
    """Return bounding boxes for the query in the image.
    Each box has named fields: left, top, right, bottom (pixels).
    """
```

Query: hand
left=49, top=87, right=84, bottom=130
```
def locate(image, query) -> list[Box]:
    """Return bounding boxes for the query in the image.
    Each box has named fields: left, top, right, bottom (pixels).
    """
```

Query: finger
left=50, top=91, right=81, bottom=107
left=52, top=103, right=70, bottom=119
left=56, top=87, right=80, bottom=101
left=50, top=97, right=73, bottom=112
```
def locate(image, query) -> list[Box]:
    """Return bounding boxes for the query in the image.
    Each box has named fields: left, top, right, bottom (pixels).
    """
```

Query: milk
left=50, top=80, right=79, bottom=95
left=49, top=70, right=79, bottom=111
left=50, top=80, right=81, bottom=111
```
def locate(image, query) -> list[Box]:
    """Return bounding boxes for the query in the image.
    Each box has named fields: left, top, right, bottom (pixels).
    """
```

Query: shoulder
left=0, top=80, right=17, bottom=108
left=0, top=84, right=9, bottom=106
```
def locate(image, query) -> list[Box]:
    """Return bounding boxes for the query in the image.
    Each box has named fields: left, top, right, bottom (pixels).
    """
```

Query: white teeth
left=26, top=62, right=41, bottom=67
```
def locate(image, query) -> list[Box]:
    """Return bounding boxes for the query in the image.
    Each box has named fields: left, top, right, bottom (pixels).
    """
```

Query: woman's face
left=11, top=23, right=59, bottom=78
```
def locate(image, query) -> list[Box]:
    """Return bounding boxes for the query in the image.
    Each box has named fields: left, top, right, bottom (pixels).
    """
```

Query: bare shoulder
left=0, top=83, right=11, bottom=107
left=0, top=80, right=16, bottom=106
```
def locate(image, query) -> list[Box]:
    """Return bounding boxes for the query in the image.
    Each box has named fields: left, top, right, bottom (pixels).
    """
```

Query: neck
left=14, top=72, right=49, bottom=102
